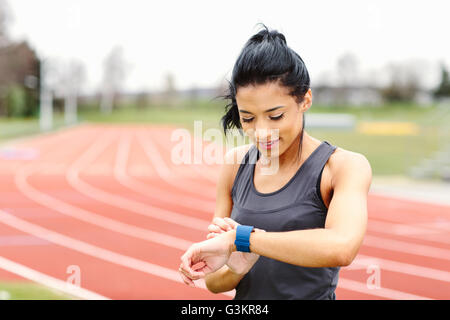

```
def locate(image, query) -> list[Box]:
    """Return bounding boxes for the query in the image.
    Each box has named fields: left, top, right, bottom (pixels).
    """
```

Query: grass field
left=0, top=116, right=67, bottom=144
left=0, top=282, right=73, bottom=300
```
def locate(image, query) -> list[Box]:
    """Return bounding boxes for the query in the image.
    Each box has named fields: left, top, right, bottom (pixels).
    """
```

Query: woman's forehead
left=236, top=83, right=293, bottom=112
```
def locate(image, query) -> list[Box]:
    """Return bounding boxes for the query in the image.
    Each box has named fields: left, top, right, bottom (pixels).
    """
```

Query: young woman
left=178, top=25, right=372, bottom=300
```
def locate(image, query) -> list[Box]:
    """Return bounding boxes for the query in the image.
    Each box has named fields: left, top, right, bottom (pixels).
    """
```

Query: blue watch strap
left=235, top=225, right=254, bottom=252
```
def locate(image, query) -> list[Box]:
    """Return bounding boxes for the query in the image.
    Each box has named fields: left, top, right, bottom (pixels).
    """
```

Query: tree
left=63, top=60, right=85, bottom=124
left=0, top=0, right=11, bottom=47
left=100, top=46, right=127, bottom=114
left=433, top=63, right=450, bottom=99
left=162, top=72, right=178, bottom=107
left=0, top=41, right=40, bottom=117
left=335, top=52, right=360, bottom=105
left=337, top=52, right=359, bottom=87
left=381, top=61, right=422, bottom=103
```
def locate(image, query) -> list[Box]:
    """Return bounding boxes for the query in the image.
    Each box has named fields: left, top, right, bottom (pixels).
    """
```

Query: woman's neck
left=257, top=131, right=319, bottom=175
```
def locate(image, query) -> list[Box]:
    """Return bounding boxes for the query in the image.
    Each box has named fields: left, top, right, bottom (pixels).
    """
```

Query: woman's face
left=235, top=81, right=311, bottom=158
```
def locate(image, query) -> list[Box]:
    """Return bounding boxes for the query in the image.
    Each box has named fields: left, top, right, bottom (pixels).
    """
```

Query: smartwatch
left=235, top=225, right=254, bottom=252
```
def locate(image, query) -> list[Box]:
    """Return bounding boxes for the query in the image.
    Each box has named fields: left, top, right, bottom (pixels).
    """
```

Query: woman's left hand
left=179, top=231, right=235, bottom=287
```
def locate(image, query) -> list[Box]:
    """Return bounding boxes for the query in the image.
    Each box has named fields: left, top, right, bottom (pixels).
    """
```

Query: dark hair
left=219, top=24, right=310, bottom=159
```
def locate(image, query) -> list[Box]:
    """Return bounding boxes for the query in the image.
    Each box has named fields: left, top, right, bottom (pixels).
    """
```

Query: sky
left=6, top=0, right=450, bottom=94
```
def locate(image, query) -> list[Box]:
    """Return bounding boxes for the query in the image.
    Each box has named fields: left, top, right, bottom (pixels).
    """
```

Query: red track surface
left=0, top=124, right=449, bottom=299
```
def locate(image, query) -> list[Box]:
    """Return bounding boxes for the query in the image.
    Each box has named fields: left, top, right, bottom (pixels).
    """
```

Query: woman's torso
left=230, top=140, right=340, bottom=300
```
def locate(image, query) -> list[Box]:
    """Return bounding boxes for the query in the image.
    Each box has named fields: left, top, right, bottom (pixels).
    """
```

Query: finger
left=254, top=228, right=266, bottom=233
left=223, top=217, right=240, bottom=229
left=179, top=264, right=202, bottom=281
left=179, top=268, right=195, bottom=287
left=207, top=224, right=223, bottom=233
left=212, top=217, right=232, bottom=231
left=206, top=232, right=219, bottom=239
left=180, top=246, right=205, bottom=279
left=192, top=261, right=206, bottom=271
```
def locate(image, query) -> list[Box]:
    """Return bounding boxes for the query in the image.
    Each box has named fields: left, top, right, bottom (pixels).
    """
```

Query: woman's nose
left=253, top=128, right=279, bottom=142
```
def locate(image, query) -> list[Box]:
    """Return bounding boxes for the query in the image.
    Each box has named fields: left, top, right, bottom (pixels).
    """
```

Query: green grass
left=308, top=128, right=444, bottom=175
left=78, top=99, right=224, bottom=131
left=0, top=281, right=74, bottom=300
left=0, top=115, right=67, bottom=144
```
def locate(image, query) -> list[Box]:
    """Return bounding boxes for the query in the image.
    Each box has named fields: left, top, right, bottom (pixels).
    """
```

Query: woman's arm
left=204, top=265, right=245, bottom=294
left=224, top=152, right=372, bottom=268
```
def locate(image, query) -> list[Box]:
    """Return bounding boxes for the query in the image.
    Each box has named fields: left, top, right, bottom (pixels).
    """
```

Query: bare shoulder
left=217, top=143, right=254, bottom=194
left=223, top=143, right=253, bottom=165
left=213, top=143, right=254, bottom=218
left=223, top=143, right=253, bottom=178
left=328, top=146, right=372, bottom=192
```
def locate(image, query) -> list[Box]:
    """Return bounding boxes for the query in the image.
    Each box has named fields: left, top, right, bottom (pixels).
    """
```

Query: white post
left=64, top=92, right=77, bottom=125
left=39, top=59, right=53, bottom=131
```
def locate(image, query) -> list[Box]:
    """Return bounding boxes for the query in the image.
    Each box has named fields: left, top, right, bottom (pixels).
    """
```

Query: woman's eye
left=242, top=113, right=284, bottom=123
left=270, top=113, right=285, bottom=121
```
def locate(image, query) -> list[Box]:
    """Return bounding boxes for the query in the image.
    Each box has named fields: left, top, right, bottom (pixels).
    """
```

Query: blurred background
left=0, top=0, right=449, bottom=300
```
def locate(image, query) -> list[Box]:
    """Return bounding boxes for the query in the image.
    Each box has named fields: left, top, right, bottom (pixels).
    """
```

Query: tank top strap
left=296, top=140, right=336, bottom=189
left=305, top=141, right=337, bottom=180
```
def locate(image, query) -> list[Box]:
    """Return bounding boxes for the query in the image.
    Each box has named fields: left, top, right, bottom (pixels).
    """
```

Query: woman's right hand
left=207, top=217, right=265, bottom=276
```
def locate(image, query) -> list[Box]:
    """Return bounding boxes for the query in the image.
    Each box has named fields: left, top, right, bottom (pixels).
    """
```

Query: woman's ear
left=298, top=89, right=312, bottom=112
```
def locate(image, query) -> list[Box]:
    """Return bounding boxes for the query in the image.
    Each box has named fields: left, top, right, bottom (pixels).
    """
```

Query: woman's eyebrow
left=239, top=106, right=284, bottom=114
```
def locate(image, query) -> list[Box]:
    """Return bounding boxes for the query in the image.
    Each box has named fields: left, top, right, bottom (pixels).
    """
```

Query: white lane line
left=0, top=235, right=51, bottom=247
left=413, top=221, right=450, bottom=232
left=338, top=278, right=432, bottom=300
left=0, top=255, right=109, bottom=300
left=347, top=254, right=450, bottom=283
left=368, top=219, right=445, bottom=237
left=151, top=130, right=220, bottom=184
left=367, top=220, right=450, bottom=245
left=367, top=209, right=450, bottom=236
left=136, top=129, right=216, bottom=199
left=370, top=188, right=450, bottom=208
left=66, top=131, right=209, bottom=231
left=363, top=235, right=450, bottom=261
left=0, top=209, right=234, bottom=298
left=113, top=131, right=215, bottom=213
left=16, top=165, right=193, bottom=251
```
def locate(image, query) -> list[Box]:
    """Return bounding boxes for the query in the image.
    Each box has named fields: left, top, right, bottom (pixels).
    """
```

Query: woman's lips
left=259, top=138, right=279, bottom=150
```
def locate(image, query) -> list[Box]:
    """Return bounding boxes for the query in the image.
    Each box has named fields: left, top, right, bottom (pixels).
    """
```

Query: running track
left=0, top=124, right=449, bottom=300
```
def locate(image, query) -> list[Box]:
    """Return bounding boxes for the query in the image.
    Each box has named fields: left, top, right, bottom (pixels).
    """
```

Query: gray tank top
left=230, top=140, right=339, bottom=300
